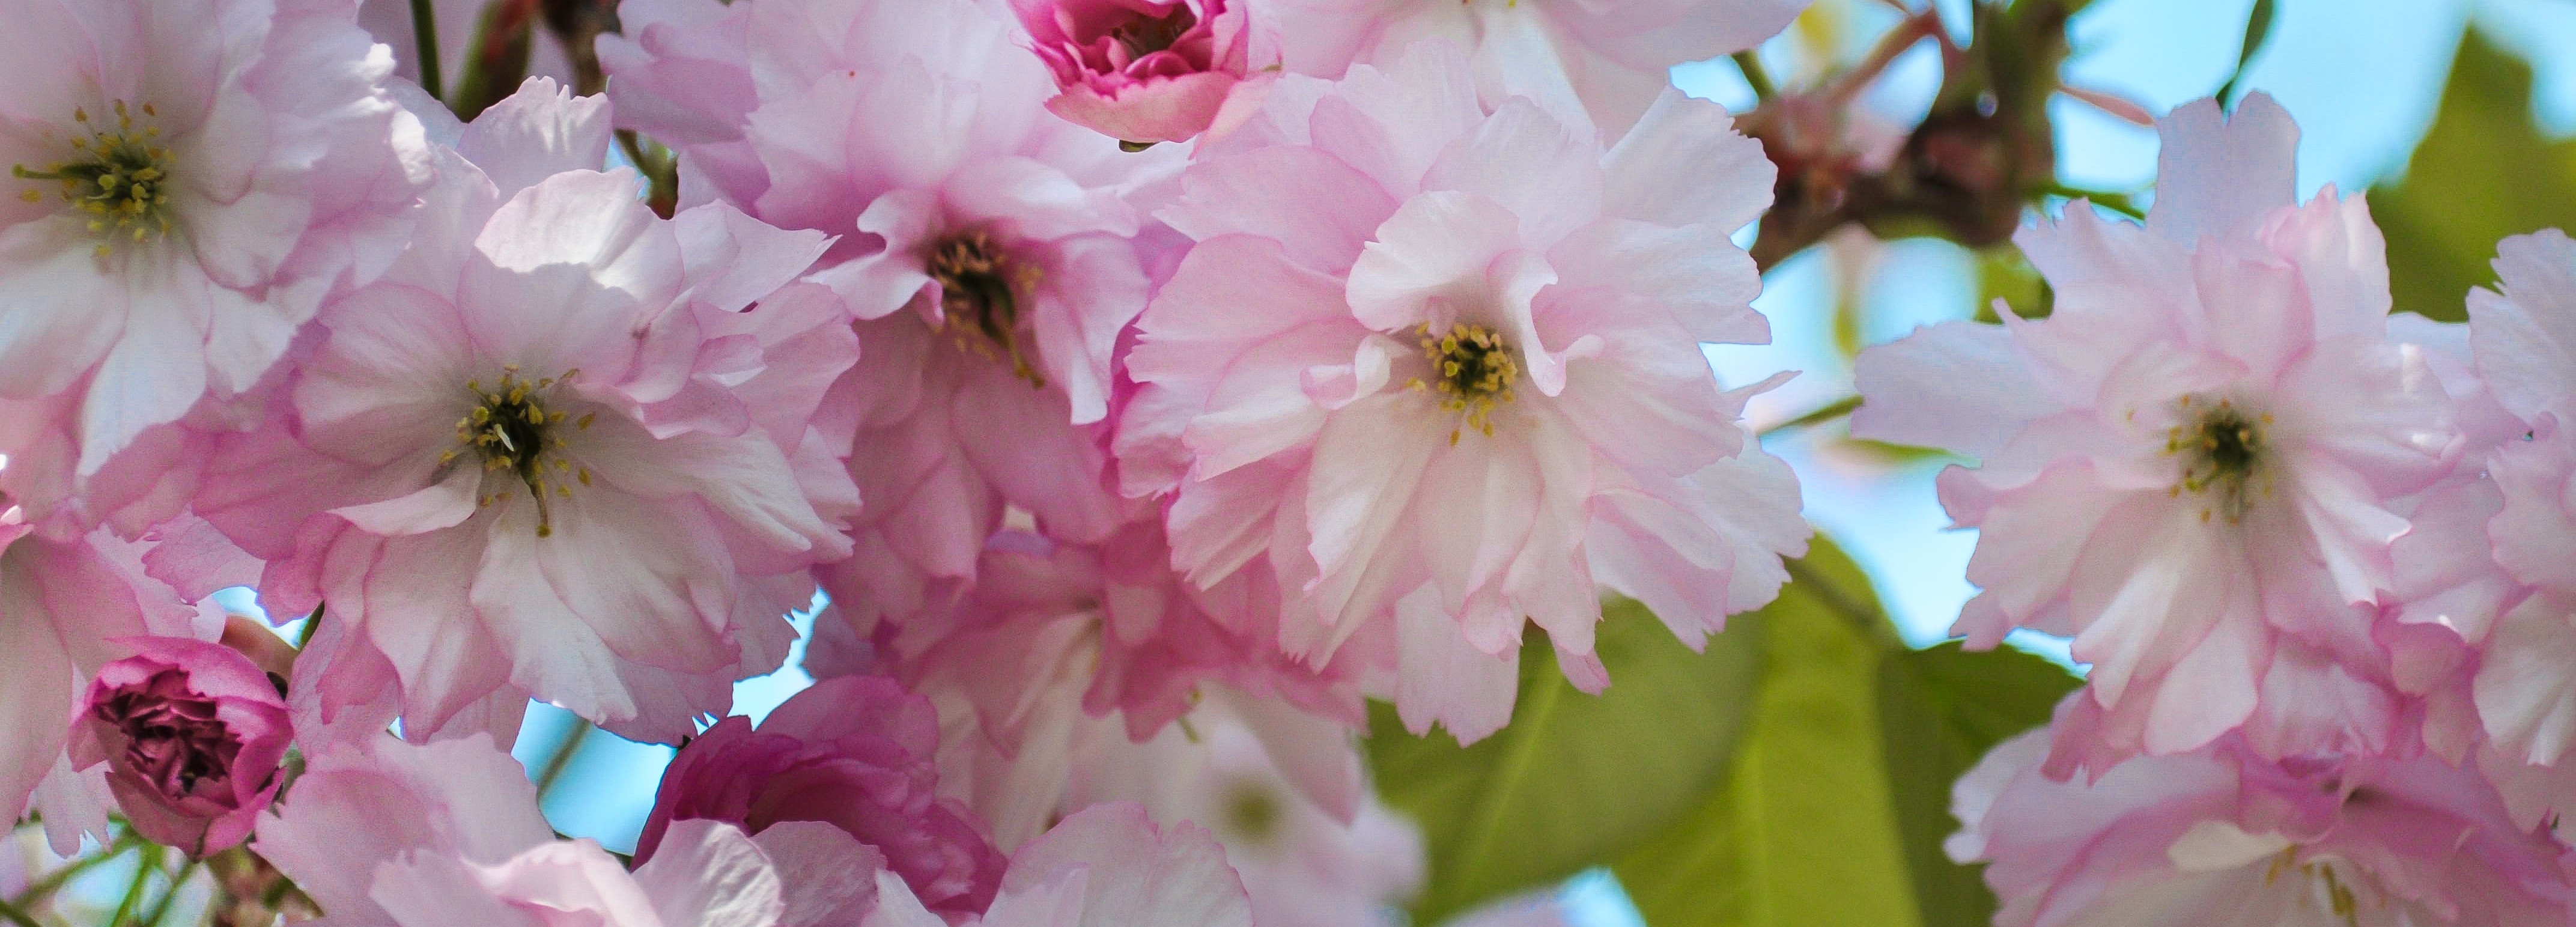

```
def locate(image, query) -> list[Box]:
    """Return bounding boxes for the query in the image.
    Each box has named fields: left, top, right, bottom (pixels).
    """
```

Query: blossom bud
left=71, top=637, right=293, bottom=855
left=1012, top=0, right=1254, bottom=145
left=637, top=675, right=1006, bottom=921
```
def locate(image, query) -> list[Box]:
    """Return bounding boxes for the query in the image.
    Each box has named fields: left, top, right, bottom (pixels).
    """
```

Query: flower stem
left=140, top=859, right=200, bottom=926
left=410, top=0, right=445, bottom=102
left=535, top=719, right=594, bottom=797
left=1732, top=51, right=1776, bottom=102
left=11, top=830, right=145, bottom=911
left=0, top=897, right=37, bottom=927
left=106, top=843, right=162, bottom=926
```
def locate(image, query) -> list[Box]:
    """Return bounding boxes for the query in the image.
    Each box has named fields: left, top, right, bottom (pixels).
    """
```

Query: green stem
left=1759, top=395, right=1863, bottom=437
left=410, top=0, right=445, bottom=102
left=140, top=860, right=199, bottom=927
left=106, top=844, right=160, bottom=926
left=1732, top=50, right=1776, bottom=102
left=0, top=897, right=38, bottom=927
left=2040, top=183, right=2146, bottom=220
left=11, top=831, right=144, bottom=910
left=535, top=719, right=594, bottom=798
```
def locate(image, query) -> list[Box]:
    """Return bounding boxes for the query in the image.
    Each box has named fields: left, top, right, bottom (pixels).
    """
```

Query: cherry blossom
left=601, top=0, right=1170, bottom=629
left=1123, top=43, right=1802, bottom=741
left=192, top=79, right=859, bottom=744
left=1853, top=94, right=2461, bottom=769
left=864, top=802, right=1254, bottom=927
left=1949, top=729, right=2573, bottom=926
left=1013, top=0, right=1261, bottom=145
left=0, top=0, right=428, bottom=519
left=1263, top=0, right=1812, bottom=133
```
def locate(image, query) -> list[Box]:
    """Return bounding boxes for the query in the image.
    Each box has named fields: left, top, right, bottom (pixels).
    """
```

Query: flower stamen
left=2165, top=394, right=2271, bottom=523
left=1415, top=323, right=1520, bottom=445
left=453, top=368, right=586, bottom=538
left=928, top=231, right=1047, bottom=388
left=12, top=101, right=174, bottom=254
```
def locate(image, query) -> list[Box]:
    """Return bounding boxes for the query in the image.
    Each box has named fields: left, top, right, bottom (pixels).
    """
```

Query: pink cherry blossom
left=260, top=733, right=864, bottom=927
left=1949, top=728, right=2573, bottom=926
left=882, top=521, right=1362, bottom=756
left=70, top=636, right=291, bottom=855
left=1852, top=94, right=2461, bottom=769
left=192, top=80, right=860, bottom=744
left=1121, top=44, right=1802, bottom=742
left=1013, top=0, right=1259, bottom=145
left=0, top=510, right=210, bottom=853
left=0, top=0, right=428, bottom=516
left=2465, top=229, right=2576, bottom=777
left=1053, top=705, right=1425, bottom=927
left=637, top=675, right=1008, bottom=922
left=866, top=802, right=1253, bottom=927
left=1263, top=0, right=1812, bottom=133
left=603, top=0, right=1171, bottom=627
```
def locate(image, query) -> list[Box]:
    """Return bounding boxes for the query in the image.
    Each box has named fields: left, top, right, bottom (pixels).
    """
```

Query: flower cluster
left=0, top=0, right=1805, bottom=922
left=1859, top=93, right=2576, bottom=923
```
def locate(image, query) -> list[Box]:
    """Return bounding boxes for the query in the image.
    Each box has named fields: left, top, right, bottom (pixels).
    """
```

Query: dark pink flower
left=1013, top=0, right=1254, bottom=144
left=637, top=676, right=1007, bottom=922
left=70, top=637, right=291, bottom=855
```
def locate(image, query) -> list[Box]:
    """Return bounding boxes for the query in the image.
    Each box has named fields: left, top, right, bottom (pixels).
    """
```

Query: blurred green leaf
left=1876, top=643, right=2083, bottom=927
left=1614, top=543, right=2080, bottom=927
left=1612, top=543, right=1918, bottom=927
left=2215, top=0, right=2277, bottom=105
left=2374, top=31, right=2576, bottom=322
left=1367, top=541, right=2079, bottom=925
left=1972, top=244, right=2051, bottom=323
left=1367, top=598, right=1768, bottom=922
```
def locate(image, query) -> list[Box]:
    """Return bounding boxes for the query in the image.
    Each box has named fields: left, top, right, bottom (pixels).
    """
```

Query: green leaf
left=2214, top=0, right=2277, bottom=105
left=2372, top=31, right=2576, bottom=323
left=1609, top=541, right=2080, bottom=927
left=1876, top=643, right=2084, bottom=927
left=1365, top=540, right=2079, bottom=925
left=1366, top=599, right=1768, bottom=922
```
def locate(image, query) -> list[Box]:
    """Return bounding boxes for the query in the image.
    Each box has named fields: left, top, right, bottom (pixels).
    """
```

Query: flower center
left=1220, top=780, right=1283, bottom=844
left=929, top=232, right=1046, bottom=388
left=445, top=368, right=591, bottom=538
left=95, top=671, right=233, bottom=794
left=13, top=102, right=174, bottom=254
left=1110, top=5, right=1197, bottom=59
left=1417, top=323, right=1520, bottom=444
left=2165, top=394, right=2270, bottom=523
left=2264, top=848, right=2371, bottom=925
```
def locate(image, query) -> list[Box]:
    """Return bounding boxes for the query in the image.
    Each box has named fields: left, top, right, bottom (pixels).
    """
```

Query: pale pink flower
left=1120, top=44, right=1802, bottom=742
left=1054, top=705, right=1424, bottom=927
left=638, top=675, right=1008, bottom=923
left=865, top=802, right=1253, bottom=927
left=0, top=512, right=207, bottom=853
left=2465, top=229, right=2576, bottom=777
left=1013, top=0, right=1260, bottom=145
left=192, top=80, right=859, bottom=744
left=70, top=636, right=291, bottom=856
left=884, top=521, right=1362, bottom=758
left=0, top=0, right=427, bottom=508
left=260, top=734, right=867, bottom=927
left=1853, top=94, right=2461, bottom=768
left=603, top=0, right=1171, bottom=625
left=1949, top=728, right=2573, bottom=926
left=1263, top=0, right=1812, bottom=133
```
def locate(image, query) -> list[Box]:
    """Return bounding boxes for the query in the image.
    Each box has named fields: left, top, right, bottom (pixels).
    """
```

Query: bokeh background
left=130, top=0, right=2576, bottom=923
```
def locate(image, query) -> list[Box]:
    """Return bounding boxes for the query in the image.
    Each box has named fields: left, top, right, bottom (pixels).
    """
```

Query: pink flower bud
left=71, top=637, right=292, bottom=856
left=1012, top=0, right=1254, bottom=144
left=637, top=676, right=1007, bottom=921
